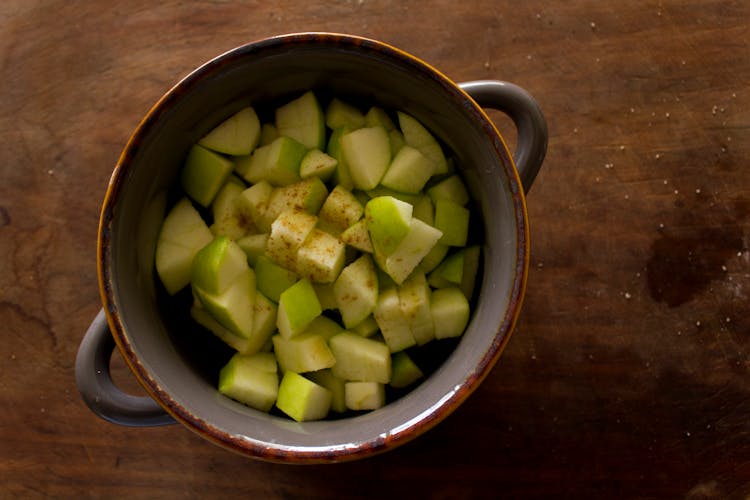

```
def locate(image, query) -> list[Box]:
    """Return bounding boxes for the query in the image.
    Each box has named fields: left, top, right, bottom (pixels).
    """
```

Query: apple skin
left=218, top=352, right=279, bottom=413
left=190, top=236, right=249, bottom=295
left=276, top=278, right=322, bottom=339
left=364, top=196, right=413, bottom=257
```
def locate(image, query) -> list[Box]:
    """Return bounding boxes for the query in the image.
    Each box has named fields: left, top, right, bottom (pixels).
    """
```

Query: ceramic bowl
left=76, top=32, right=547, bottom=463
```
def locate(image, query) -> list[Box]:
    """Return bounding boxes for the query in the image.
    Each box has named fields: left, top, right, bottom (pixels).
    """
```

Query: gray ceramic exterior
left=86, top=33, right=545, bottom=462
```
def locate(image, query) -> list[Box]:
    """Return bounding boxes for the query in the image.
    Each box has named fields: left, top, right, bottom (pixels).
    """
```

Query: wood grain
left=1, top=1, right=749, bottom=498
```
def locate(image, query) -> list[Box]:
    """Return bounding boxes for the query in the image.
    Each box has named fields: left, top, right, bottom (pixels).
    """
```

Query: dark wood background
left=2, top=1, right=748, bottom=498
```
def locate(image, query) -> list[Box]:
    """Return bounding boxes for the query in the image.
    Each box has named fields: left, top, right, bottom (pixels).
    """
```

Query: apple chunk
left=180, top=144, right=234, bottom=207
left=364, top=196, right=413, bottom=257
left=198, top=106, right=261, bottom=156
left=275, top=90, right=326, bottom=150
left=276, top=278, right=322, bottom=339
left=431, top=287, right=470, bottom=339
left=275, top=371, right=331, bottom=422
left=333, top=254, right=379, bottom=329
left=190, top=236, right=249, bottom=295
left=218, top=352, right=278, bottom=413
left=329, top=332, right=391, bottom=384
left=155, top=197, right=214, bottom=295
left=296, top=228, right=347, bottom=284
left=341, top=126, right=391, bottom=190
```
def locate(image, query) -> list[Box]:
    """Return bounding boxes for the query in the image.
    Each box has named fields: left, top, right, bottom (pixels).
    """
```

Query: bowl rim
left=97, top=32, right=530, bottom=462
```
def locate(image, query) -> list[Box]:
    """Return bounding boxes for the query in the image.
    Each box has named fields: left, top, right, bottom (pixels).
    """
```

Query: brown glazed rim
left=98, top=32, right=529, bottom=463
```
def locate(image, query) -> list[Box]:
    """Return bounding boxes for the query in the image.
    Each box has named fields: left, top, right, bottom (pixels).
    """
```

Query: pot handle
left=459, top=80, right=548, bottom=193
left=75, top=309, right=175, bottom=427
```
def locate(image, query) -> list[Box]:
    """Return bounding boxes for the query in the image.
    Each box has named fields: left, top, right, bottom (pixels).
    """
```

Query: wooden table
left=2, top=1, right=748, bottom=497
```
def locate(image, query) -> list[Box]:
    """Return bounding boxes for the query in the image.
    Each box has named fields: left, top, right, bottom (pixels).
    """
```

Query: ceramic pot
left=76, top=32, right=547, bottom=463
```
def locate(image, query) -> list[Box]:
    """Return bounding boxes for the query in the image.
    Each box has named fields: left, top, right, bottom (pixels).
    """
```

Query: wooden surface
left=2, top=1, right=749, bottom=498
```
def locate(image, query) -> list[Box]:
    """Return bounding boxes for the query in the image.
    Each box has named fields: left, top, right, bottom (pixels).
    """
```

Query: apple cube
left=265, top=177, right=328, bottom=223
left=364, top=106, right=396, bottom=131
left=364, top=196, right=413, bottom=257
left=383, top=218, right=443, bottom=285
left=155, top=198, right=214, bottom=295
left=251, top=291, right=278, bottom=346
left=380, top=145, right=436, bottom=194
left=318, top=185, right=365, bottom=234
left=411, top=195, right=434, bottom=225
left=418, top=242, right=449, bottom=275
left=210, top=181, right=256, bottom=240
left=254, top=255, right=298, bottom=303
left=340, top=219, right=373, bottom=253
left=329, top=332, right=391, bottom=384
left=389, top=129, right=406, bottom=155
left=193, top=267, right=256, bottom=339
left=326, top=98, right=366, bottom=130
left=259, top=122, right=279, bottom=146
left=236, top=233, right=268, bottom=266
left=333, top=254, right=379, bottom=329
left=428, top=249, right=465, bottom=288
left=276, top=371, right=331, bottom=422
left=190, top=236, right=248, bottom=295
left=277, top=278, right=322, bottom=339
left=390, top=351, right=424, bottom=389
left=266, top=209, right=318, bottom=272
left=431, top=287, right=471, bottom=339
left=275, top=91, right=326, bottom=150
left=299, top=148, right=338, bottom=181
left=434, top=198, right=470, bottom=247
left=341, top=126, right=391, bottom=190
left=398, top=272, right=435, bottom=345
left=306, top=369, right=347, bottom=413
left=350, top=314, right=379, bottom=338
left=301, top=315, right=344, bottom=342
left=374, top=287, right=416, bottom=352
left=198, top=106, right=261, bottom=156
left=191, top=302, right=258, bottom=354
left=327, top=126, right=354, bottom=190
left=237, top=180, right=274, bottom=233
left=397, top=111, right=448, bottom=175
left=296, top=228, right=346, bottom=283
left=460, top=245, right=481, bottom=300
left=218, top=352, right=279, bottom=413
left=312, top=282, right=338, bottom=311
left=180, top=144, right=234, bottom=207
left=427, top=174, right=470, bottom=206
left=345, top=382, right=385, bottom=411
left=235, top=136, right=307, bottom=187
left=272, top=331, right=336, bottom=373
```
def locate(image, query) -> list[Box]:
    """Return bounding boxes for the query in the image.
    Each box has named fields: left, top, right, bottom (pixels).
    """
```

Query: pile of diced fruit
left=155, top=91, right=481, bottom=422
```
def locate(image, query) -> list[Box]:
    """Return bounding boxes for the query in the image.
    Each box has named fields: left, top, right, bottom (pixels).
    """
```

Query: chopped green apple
left=434, top=198, right=470, bottom=247
left=180, top=144, right=234, bottom=207
left=272, top=331, right=336, bottom=373
left=326, top=98, right=365, bottom=130
left=301, top=315, right=344, bottom=342
left=296, top=228, right=346, bottom=283
left=266, top=208, right=318, bottom=272
left=190, top=235, right=249, bottom=295
left=411, top=195, right=435, bottom=225
left=193, top=267, right=256, bottom=339
left=210, top=181, right=256, bottom=240
left=306, top=369, right=347, bottom=413
left=397, top=111, right=448, bottom=175
left=235, top=135, right=307, bottom=187
left=350, top=314, right=379, bottom=338
left=312, top=282, right=338, bottom=310
left=276, top=371, right=331, bottom=422
left=237, top=180, right=274, bottom=233
left=219, top=352, right=279, bottom=413
left=198, top=106, right=261, bottom=156
left=275, top=90, right=326, bottom=150
left=431, top=287, right=471, bottom=339
left=155, top=197, right=214, bottom=295
left=299, top=148, right=338, bottom=181
left=389, top=129, right=406, bottom=155
left=327, top=126, right=354, bottom=190
left=341, top=126, right=391, bottom=190
left=417, top=242, right=450, bottom=275
left=398, top=272, right=434, bottom=345
left=333, top=254, right=379, bottom=329
left=460, top=245, right=481, bottom=300
left=265, top=177, right=328, bottom=222
left=236, top=233, right=269, bottom=266
left=259, top=122, right=279, bottom=146
left=428, top=249, right=465, bottom=288
left=318, top=185, right=364, bottom=234
left=191, top=302, right=259, bottom=354
left=340, top=219, right=373, bottom=253
left=427, top=174, right=470, bottom=206
left=380, top=145, right=436, bottom=194
left=364, top=106, right=396, bottom=131
left=254, top=255, right=298, bottom=303
left=276, top=278, right=322, bottom=339
left=374, top=287, right=416, bottom=352
left=329, top=332, right=391, bottom=384
left=390, top=351, right=424, bottom=389
left=383, top=218, right=443, bottom=285
left=345, top=382, right=385, bottom=411
left=364, top=196, right=413, bottom=257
